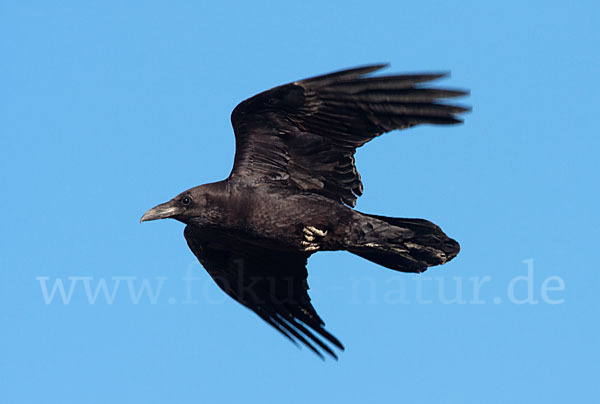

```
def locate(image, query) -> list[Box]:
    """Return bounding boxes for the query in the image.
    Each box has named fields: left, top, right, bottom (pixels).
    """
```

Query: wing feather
left=230, top=64, right=469, bottom=206
left=184, top=225, right=343, bottom=359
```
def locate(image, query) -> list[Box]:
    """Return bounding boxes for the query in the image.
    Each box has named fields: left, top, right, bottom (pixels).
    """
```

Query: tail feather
left=349, top=213, right=460, bottom=273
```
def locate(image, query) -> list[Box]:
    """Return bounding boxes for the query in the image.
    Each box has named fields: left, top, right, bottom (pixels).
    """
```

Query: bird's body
left=141, top=64, right=469, bottom=359
left=184, top=181, right=350, bottom=252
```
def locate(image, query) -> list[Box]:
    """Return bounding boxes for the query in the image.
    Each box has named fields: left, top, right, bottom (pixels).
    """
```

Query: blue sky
left=1, top=1, right=598, bottom=403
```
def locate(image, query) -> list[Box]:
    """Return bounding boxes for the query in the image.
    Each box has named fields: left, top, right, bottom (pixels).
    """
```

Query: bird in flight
left=141, top=64, right=468, bottom=359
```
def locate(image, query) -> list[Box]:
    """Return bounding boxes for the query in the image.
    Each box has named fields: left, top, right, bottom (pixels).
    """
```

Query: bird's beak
left=140, top=201, right=179, bottom=223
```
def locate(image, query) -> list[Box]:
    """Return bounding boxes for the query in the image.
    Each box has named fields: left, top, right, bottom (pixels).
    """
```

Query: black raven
left=141, top=64, right=468, bottom=359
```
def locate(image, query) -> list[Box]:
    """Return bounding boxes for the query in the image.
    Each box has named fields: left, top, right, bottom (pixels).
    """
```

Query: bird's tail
left=348, top=213, right=460, bottom=273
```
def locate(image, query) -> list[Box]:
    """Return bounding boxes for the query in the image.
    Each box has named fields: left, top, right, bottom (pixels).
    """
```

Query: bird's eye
left=181, top=196, right=191, bottom=206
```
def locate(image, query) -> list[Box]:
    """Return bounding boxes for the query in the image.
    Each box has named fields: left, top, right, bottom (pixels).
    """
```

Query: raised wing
left=184, top=225, right=344, bottom=359
left=230, top=64, right=469, bottom=206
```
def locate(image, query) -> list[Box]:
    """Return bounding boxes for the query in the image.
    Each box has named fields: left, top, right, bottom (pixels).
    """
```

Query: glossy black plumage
left=141, top=65, right=469, bottom=359
left=230, top=64, right=468, bottom=207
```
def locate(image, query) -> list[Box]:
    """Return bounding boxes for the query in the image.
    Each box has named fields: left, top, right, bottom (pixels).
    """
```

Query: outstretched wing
left=230, top=64, right=469, bottom=207
left=184, top=225, right=344, bottom=359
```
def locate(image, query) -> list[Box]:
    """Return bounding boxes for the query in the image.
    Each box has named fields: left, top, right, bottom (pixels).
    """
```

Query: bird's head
left=140, top=186, right=210, bottom=225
